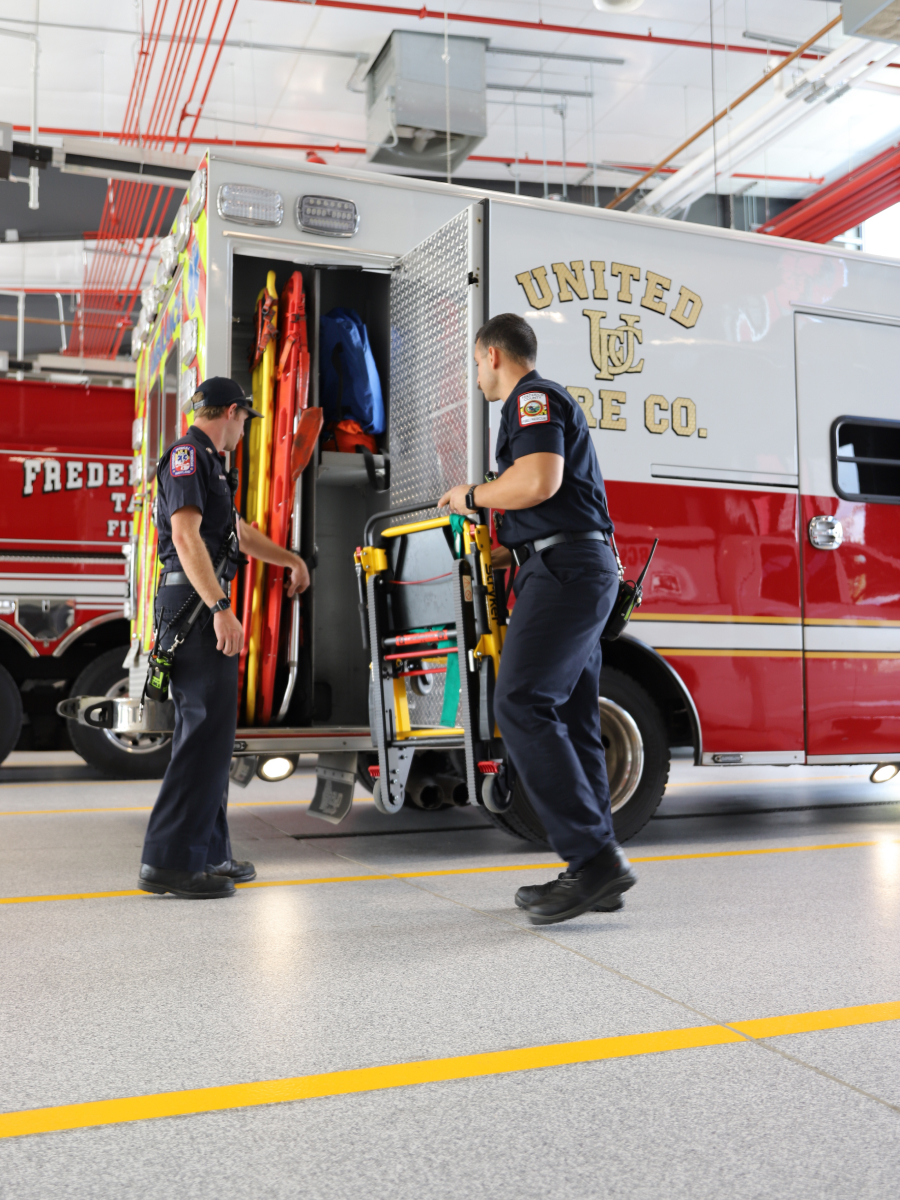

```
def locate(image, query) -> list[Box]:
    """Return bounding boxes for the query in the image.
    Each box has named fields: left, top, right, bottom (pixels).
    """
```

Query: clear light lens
left=217, top=183, right=284, bottom=226
left=157, top=235, right=178, bottom=280
left=174, top=203, right=191, bottom=253
left=871, top=764, right=900, bottom=784
left=258, top=755, right=296, bottom=781
left=189, top=167, right=207, bottom=222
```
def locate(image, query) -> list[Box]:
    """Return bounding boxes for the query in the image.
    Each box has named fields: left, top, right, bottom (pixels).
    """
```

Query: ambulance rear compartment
left=229, top=251, right=391, bottom=747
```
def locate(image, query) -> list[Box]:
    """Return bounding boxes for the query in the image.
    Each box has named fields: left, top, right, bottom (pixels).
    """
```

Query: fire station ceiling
left=0, top=0, right=897, bottom=204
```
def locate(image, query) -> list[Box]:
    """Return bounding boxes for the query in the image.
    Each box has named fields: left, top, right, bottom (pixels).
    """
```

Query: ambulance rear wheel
left=0, top=663, right=23, bottom=764
left=484, top=669, right=669, bottom=846
left=67, top=649, right=173, bottom=779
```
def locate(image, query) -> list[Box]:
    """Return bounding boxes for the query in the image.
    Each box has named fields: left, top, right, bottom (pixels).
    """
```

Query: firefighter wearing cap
left=439, top=314, right=636, bottom=926
left=138, top=377, right=310, bottom=900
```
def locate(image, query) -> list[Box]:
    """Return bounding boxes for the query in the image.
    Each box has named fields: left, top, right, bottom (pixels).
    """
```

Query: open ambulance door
left=795, top=311, right=900, bottom=764
left=387, top=202, right=485, bottom=513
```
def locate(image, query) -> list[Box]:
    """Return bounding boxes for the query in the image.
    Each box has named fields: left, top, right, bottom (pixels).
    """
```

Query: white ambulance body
left=75, top=151, right=900, bottom=837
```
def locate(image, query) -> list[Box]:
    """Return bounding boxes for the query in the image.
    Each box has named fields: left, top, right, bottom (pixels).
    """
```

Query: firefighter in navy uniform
left=138, top=377, right=309, bottom=900
left=439, top=314, right=636, bottom=925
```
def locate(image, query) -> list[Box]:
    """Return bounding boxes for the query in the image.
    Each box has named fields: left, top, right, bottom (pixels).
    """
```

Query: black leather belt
left=159, top=569, right=230, bottom=595
left=511, top=530, right=609, bottom=567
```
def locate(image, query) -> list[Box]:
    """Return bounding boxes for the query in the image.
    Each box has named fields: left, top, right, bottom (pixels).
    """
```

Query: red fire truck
left=0, top=377, right=171, bottom=776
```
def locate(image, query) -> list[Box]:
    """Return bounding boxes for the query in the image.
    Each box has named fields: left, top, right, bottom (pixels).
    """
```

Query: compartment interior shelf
left=317, top=450, right=386, bottom=487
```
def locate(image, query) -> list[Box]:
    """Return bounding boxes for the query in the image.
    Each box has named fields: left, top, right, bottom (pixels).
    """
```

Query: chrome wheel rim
left=599, top=696, right=644, bottom=813
left=101, top=676, right=172, bottom=756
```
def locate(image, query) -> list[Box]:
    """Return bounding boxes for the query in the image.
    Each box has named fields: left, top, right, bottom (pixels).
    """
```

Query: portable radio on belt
left=142, top=520, right=238, bottom=705
left=602, top=537, right=659, bottom=641
left=145, top=648, right=174, bottom=703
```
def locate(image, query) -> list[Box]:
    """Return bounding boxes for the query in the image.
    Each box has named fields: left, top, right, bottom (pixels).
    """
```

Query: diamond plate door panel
left=389, top=206, right=481, bottom=514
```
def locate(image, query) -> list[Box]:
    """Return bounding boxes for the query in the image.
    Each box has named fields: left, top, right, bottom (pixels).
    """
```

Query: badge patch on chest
left=518, top=391, right=550, bottom=426
left=170, top=445, right=196, bottom=477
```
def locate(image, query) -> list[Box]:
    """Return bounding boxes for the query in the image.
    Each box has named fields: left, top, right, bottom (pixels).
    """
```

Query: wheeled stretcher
left=355, top=503, right=511, bottom=816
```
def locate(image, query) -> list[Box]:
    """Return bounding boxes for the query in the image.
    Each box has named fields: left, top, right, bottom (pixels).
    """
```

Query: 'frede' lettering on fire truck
left=21, top=459, right=139, bottom=496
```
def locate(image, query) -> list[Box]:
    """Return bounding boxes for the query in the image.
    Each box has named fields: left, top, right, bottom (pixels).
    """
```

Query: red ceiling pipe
left=265, top=0, right=833, bottom=61
left=758, top=141, right=900, bottom=243
left=180, top=1, right=241, bottom=152
left=149, top=0, right=206, bottom=147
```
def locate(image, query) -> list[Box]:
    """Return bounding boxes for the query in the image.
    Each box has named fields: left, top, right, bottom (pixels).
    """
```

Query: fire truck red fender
left=260, top=272, right=310, bottom=724
left=605, top=634, right=703, bottom=764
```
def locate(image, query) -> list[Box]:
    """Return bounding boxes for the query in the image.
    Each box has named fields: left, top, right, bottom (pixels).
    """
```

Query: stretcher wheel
left=481, top=774, right=513, bottom=814
left=372, top=778, right=404, bottom=815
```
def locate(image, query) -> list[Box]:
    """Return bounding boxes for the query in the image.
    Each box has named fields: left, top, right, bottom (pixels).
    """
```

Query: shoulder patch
left=170, top=445, right=196, bottom=477
left=518, top=391, right=550, bottom=427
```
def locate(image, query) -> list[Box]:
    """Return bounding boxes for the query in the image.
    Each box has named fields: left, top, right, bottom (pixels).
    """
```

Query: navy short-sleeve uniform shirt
left=155, top=425, right=235, bottom=572
left=494, top=370, right=613, bottom=548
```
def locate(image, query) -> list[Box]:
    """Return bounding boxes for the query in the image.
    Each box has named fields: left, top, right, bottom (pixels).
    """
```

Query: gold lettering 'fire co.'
left=515, top=259, right=707, bottom=439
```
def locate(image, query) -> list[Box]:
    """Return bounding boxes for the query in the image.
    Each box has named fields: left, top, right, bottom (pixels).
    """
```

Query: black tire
left=67, top=648, right=173, bottom=779
left=490, top=667, right=670, bottom=846
left=0, top=662, right=23, bottom=764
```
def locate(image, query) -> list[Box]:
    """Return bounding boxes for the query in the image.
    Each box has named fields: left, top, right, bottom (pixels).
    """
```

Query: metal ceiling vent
left=844, top=0, right=900, bottom=42
left=365, top=30, right=487, bottom=172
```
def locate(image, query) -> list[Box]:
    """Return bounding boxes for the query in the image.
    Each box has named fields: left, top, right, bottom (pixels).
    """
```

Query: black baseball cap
left=193, top=376, right=262, bottom=417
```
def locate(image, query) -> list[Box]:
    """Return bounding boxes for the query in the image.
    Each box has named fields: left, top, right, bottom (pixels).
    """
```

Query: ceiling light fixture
left=593, top=0, right=644, bottom=11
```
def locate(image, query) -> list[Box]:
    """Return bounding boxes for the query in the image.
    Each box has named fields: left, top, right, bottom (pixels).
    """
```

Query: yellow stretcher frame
left=356, top=511, right=505, bottom=747
left=245, top=271, right=278, bottom=724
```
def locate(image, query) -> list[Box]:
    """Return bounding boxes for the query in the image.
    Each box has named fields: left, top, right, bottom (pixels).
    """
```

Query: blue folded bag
left=320, top=307, right=385, bottom=435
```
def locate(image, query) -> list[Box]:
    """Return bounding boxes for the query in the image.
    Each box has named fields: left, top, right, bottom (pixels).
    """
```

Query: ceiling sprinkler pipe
left=265, top=0, right=838, bottom=64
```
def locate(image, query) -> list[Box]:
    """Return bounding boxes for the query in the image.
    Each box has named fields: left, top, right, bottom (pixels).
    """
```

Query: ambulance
left=60, top=149, right=900, bottom=842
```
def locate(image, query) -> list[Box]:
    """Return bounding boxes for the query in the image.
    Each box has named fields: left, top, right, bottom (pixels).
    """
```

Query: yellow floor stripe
left=2, top=1001, right=897, bottom=1140
left=0, top=839, right=893, bottom=907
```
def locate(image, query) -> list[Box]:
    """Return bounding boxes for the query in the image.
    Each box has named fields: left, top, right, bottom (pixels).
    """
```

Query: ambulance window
left=162, top=359, right=179, bottom=452
left=146, top=377, right=161, bottom=475
left=833, top=417, right=900, bottom=504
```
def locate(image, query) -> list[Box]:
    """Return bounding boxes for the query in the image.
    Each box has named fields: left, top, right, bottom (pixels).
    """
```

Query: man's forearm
left=239, top=519, right=301, bottom=568
left=171, top=531, right=226, bottom=606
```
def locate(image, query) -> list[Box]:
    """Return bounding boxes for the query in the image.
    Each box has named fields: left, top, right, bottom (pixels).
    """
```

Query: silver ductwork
left=365, top=30, right=487, bottom=173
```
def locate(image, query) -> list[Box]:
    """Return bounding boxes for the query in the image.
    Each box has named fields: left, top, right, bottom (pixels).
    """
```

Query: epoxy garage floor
left=2, top=752, right=900, bottom=1199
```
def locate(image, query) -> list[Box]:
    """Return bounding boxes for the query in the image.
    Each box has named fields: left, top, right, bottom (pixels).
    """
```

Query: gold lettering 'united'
left=515, top=260, right=702, bottom=329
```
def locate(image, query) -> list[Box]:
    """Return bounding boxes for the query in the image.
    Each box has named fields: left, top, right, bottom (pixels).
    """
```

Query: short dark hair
left=193, top=394, right=232, bottom=421
left=475, top=313, right=537, bottom=365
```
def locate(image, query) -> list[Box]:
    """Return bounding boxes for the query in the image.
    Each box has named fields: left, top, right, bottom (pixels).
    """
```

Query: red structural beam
left=758, top=141, right=900, bottom=243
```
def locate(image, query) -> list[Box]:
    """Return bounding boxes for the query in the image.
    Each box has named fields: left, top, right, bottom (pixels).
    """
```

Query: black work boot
left=138, top=864, right=236, bottom=899
left=521, top=845, right=636, bottom=926
left=515, top=872, right=624, bottom=913
left=206, top=859, right=257, bottom=882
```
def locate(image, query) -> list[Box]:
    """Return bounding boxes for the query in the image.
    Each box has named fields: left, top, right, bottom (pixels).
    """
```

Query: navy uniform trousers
left=494, top=541, right=620, bottom=872
left=141, top=583, right=238, bottom=872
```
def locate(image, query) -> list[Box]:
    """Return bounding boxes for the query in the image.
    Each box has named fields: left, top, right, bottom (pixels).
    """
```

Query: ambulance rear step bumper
left=232, top=727, right=374, bottom=755
left=56, top=694, right=175, bottom=734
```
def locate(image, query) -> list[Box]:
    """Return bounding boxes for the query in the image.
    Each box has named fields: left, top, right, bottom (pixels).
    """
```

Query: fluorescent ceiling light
left=743, top=30, right=835, bottom=55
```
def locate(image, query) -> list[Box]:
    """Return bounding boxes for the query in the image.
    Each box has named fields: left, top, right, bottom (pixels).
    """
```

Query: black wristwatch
left=209, top=597, right=230, bottom=614
left=465, top=485, right=478, bottom=512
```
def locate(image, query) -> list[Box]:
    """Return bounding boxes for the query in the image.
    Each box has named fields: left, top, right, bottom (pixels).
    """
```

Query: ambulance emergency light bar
left=217, top=183, right=284, bottom=226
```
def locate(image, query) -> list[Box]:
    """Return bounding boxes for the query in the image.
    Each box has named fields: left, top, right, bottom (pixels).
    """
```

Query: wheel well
left=0, top=619, right=131, bottom=686
left=602, top=635, right=702, bottom=764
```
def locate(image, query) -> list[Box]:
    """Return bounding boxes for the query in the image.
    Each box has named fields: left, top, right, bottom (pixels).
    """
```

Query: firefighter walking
left=439, top=314, right=636, bottom=925
left=138, top=377, right=309, bottom=900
